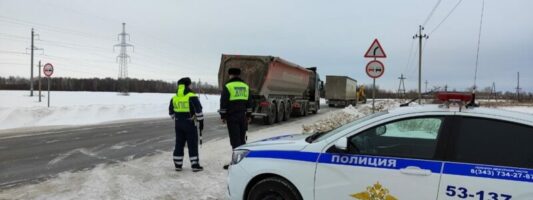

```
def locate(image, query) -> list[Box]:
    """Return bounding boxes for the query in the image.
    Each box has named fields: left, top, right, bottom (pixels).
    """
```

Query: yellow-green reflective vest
left=226, top=81, right=249, bottom=101
left=173, top=84, right=197, bottom=113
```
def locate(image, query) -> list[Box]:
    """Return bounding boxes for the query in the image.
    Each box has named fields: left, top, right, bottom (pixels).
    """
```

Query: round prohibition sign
left=365, top=60, right=385, bottom=79
left=43, top=63, right=54, bottom=77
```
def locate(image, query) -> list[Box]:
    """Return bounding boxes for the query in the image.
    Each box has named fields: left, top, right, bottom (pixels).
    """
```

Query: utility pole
left=114, top=23, right=134, bottom=95
left=413, top=25, right=428, bottom=104
left=397, top=74, right=406, bottom=100
left=26, top=28, right=43, bottom=96
left=425, top=80, right=428, bottom=93
left=516, top=72, right=521, bottom=101
left=444, top=84, right=448, bottom=92
left=490, top=82, right=496, bottom=100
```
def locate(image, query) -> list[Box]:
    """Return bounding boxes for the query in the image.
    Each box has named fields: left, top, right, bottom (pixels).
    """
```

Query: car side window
left=348, top=117, right=443, bottom=159
left=451, top=117, right=533, bottom=168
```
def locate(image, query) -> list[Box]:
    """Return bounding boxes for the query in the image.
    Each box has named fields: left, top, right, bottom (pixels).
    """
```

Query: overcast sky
left=0, top=0, right=531, bottom=92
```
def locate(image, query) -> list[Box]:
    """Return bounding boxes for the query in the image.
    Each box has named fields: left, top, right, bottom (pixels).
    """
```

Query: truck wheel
left=263, top=104, right=276, bottom=125
left=311, top=103, right=318, bottom=114
left=283, top=101, right=291, bottom=121
left=302, top=103, right=308, bottom=116
left=275, top=101, right=284, bottom=123
left=247, top=177, right=302, bottom=200
left=328, top=104, right=335, bottom=108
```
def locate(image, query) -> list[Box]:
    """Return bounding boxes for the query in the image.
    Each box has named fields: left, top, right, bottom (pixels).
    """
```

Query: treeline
left=362, top=84, right=533, bottom=101
left=0, top=76, right=221, bottom=94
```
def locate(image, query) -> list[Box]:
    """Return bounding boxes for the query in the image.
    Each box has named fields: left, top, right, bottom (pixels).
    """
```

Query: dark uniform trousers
left=227, top=112, right=247, bottom=149
left=173, top=119, right=199, bottom=167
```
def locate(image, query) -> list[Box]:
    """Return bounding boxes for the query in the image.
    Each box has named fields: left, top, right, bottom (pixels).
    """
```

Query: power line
left=423, top=0, right=443, bottom=26
left=0, top=16, right=212, bottom=82
left=0, top=50, right=28, bottom=55
left=0, top=15, right=110, bottom=40
left=429, top=0, right=464, bottom=35
left=472, top=0, right=485, bottom=92
left=403, top=37, right=416, bottom=74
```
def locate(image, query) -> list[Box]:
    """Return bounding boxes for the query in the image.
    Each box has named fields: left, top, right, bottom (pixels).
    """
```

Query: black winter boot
left=192, top=164, right=204, bottom=172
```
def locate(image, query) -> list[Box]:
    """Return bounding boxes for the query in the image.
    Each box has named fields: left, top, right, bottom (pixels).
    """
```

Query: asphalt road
left=0, top=106, right=337, bottom=190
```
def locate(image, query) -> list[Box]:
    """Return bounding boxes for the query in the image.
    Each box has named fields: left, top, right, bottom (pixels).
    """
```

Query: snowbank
left=0, top=90, right=220, bottom=130
left=303, top=100, right=399, bottom=133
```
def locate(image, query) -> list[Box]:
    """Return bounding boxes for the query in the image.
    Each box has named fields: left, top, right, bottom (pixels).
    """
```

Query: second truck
left=218, top=54, right=322, bottom=125
left=325, top=75, right=366, bottom=107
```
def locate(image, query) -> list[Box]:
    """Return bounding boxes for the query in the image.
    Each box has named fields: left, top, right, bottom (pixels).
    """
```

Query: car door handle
left=400, top=166, right=432, bottom=176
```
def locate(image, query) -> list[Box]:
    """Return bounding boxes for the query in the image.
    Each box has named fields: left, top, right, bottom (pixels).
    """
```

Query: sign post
left=43, top=63, right=54, bottom=108
left=364, top=39, right=387, bottom=113
left=38, top=60, right=42, bottom=102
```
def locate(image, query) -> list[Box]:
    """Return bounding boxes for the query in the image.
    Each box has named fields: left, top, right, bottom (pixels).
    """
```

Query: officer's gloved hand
left=170, top=114, right=175, bottom=120
left=199, top=120, right=204, bottom=131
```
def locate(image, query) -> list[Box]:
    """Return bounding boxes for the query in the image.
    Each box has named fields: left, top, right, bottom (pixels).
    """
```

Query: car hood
left=238, top=134, right=310, bottom=151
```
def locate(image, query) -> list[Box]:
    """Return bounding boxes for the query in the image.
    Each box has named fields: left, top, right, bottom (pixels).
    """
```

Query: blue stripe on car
left=246, top=150, right=533, bottom=182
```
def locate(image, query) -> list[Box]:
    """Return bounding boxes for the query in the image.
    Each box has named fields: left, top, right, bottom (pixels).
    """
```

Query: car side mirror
left=334, top=137, right=348, bottom=151
left=375, top=126, right=387, bottom=136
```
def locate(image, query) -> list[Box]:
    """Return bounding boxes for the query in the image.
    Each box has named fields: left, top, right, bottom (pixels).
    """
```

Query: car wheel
left=247, top=177, right=302, bottom=200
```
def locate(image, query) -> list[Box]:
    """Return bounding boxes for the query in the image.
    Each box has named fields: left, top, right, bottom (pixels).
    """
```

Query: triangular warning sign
left=364, top=39, right=387, bottom=58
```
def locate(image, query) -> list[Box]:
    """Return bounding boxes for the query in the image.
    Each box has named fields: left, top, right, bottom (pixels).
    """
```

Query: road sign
left=43, top=63, right=54, bottom=77
left=364, top=39, right=387, bottom=58
left=366, top=60, right=385, bottom=78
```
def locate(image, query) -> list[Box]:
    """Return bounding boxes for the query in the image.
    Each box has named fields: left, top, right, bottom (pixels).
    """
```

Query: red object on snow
left=435, top=92, right=472, bottom=102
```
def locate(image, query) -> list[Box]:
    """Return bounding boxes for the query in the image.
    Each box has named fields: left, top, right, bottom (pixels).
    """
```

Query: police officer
left=219, top=68, right=252, bottom=170
left=169, top=77, right=204, bottom=172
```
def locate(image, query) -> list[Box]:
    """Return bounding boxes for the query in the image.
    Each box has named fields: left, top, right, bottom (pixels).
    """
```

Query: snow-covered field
left=0, top=90, right=220, bottom=131
left=498, top=106, right=533, bottom=115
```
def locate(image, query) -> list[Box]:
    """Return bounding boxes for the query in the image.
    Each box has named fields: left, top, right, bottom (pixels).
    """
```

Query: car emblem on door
left=351, top=182, right=397, bottom=200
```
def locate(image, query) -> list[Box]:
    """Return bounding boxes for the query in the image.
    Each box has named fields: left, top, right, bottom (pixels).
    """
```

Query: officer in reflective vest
left=169, top=77, right=204, bottom=172
left=219, top=68, right=253, bottom=170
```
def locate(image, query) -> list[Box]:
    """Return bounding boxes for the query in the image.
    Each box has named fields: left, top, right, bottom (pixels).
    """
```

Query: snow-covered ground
left=1, top=99, right=532, bottom=199
left=0, top=100, right=398, bottom=200
left=498, top=106, right=533, bottom=115
left=0, top=90, right=220, bottom=130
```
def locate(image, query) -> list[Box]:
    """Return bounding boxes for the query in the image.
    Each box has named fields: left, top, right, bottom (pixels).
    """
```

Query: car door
left=438, top=116, right=533, bottom=200
left=314, top=116, right=450, bottom=200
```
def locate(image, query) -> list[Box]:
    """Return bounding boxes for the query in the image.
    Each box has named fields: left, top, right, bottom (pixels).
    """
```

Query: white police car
left=228, top=93, right=533, bottom=200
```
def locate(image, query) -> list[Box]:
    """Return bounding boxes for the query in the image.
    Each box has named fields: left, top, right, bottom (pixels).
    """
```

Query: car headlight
left=231, top=149, right=250, bottom=165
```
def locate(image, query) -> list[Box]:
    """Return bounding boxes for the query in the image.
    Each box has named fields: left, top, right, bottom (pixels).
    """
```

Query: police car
left=227, top=93, right=533, bottom=200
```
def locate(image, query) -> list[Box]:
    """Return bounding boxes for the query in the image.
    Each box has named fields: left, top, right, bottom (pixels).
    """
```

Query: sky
left=0, top=0, right=531, bottom=92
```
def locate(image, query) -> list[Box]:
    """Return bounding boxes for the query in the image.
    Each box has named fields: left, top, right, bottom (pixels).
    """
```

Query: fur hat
left=177, top=77, right=192, bottom=86
left=228, top=68, right=241, bottom=75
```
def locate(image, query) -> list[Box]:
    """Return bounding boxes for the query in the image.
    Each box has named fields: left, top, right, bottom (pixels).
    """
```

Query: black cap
left=178, top=77, right=192, bottom=86
left=228, top=68, right=241, bottom=75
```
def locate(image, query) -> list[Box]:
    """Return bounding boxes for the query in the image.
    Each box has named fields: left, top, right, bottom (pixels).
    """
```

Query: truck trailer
left=218, top=54, right=322, bottom=125
left=325, top=75, right=358, bottom=107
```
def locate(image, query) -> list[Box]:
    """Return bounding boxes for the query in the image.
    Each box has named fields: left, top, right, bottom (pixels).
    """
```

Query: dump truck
left=218, top=54, right=322, bottom=125
left=325, top=76, right=358, bottom=107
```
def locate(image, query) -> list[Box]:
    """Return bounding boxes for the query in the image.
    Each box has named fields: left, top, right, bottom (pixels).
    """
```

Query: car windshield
left=306, top=111, right=388, bottom=143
